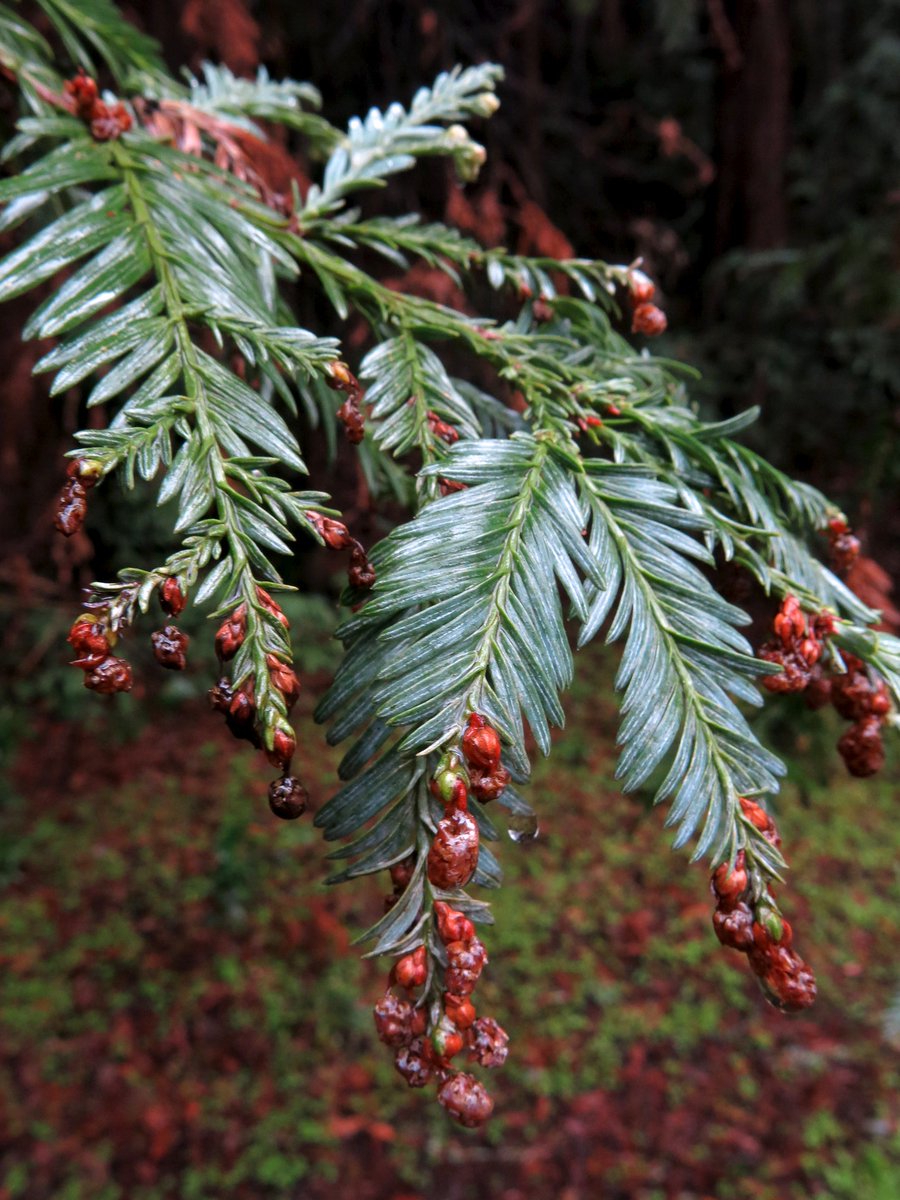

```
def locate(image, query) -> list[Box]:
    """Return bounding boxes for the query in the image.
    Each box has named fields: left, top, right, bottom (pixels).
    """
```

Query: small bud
left=326, top=360, right=355, bottom=390
left=389, top=855, right=416, bottom=893
left=392, top=945, right=427, bottom=991
left=66, top=457, right=101, bottom=486
left=447, top=128, right=487, bottom=183
left=471, top=92, right=500, bottom=118
left=267, top=726, right=296, bottom=770
left=431, top=764, right=468, bottom=806
left=256, top=587, right=290, bottom=629
left=159, top=576, right=187, bottom=617
left=68, top=616, right=109, bottom=659
left=627, top=268, right=655, bottom=304
left=266, top=654, right=301, bottom=708
left=63, top=71, right=99, bottom=119
left=426, top=410, right=459, bottom=445
left=461, top=714, right=502, bottom=770
left=215, top=606, right=246, bottom=660
left=631, top=303, right=667, bottom=337
left=224, top=684, right=261, bottom=747
left=208, top=677, right=233, bottom=713
left=433, top=901, right=476, bottom=946
left=711, top=851, right=748, bottom=909
left=798, top=637, right=822, bottom=666
left=228, top=686, right=255, bottom=725
left=754, top=905, right=786, bottom=946
left=738, top=797, right=779, bottom=846
left=443, top=993, right=477, bottom=1031
left=432, top=1012, right=465, bottom=1061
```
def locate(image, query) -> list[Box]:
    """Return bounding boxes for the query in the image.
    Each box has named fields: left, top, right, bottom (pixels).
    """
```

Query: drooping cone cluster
left=54, top=458, right=101, bottom=537
left=426, top=768, right=480, bottom=890
left=151, top=576, right=190, bottom=671
left=424, top=714, right=510, bottom=908
left=460, top=712, right=511, bottom=803
left=426, top=410, right=459, bottom=445
left=325, top=361, right=366, bottom=444
left=424, top=712, right=510, bottom=889
left=758, top=594, right=835, bottom=693
left=373, top=900, right=507, bottom=1127
left=758, top=594, right=892, bottom=777
left=372, top=717, right=513, bottom=1125
left=63, top=70, right=132, bottom=141
left=65, top=575, right=191, bottom=693
left=304, top=510, right=376, bottom=591
left=711, top=798, right=816, bottom=1012
left=208, top=587, right=308, bottom=817
left=626, top=266, right=667, bottom=337
left=384, top=855, right=415, bottom=913
left=826, top=515, right=860, bottom=576
left=67, top=612, right=132, bottom=693
left=832, top=654, right=891, bottom=777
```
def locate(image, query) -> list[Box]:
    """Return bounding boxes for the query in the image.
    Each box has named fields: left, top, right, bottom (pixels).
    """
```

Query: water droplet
left=507, top=813, right=539, bottom=843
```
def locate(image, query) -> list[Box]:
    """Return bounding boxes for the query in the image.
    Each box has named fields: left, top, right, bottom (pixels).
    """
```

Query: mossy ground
left=0, top=633, right=897, bottom=1200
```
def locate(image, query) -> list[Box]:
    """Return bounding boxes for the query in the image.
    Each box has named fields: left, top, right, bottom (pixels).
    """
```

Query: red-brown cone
left=83, top=656, right=132, bottom=694
left=267, top=776, right=308, bottom=819
left=469, top=1017, right=509, bottom=1068
left=151, top=625, right=189, bottom=670
left=437, top=1072, right=494, bottom=1127
left=426, top=809, right=479, bottom=889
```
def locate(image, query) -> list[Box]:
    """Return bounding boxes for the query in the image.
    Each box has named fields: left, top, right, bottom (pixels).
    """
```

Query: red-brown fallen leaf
left=445, top=185, right=506, bottom=247
left=181, top=0, right=260, bottom=76
left=384, top=261, right=469, bottom=311
left=515, top=198, right=575, bottom=261
left=328, top=1114, right=396, bottom=1141
left=142, top=1103, right=177, bottom=1161
left=846, top=554, right=900, bottom=632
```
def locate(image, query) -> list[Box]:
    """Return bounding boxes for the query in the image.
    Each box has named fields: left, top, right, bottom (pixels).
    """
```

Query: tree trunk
left=712, top=0, right=792, bottom=254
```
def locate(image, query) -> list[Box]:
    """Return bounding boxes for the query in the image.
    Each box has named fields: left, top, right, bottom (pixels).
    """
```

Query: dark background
left=2, top=0, right=898, bottom=595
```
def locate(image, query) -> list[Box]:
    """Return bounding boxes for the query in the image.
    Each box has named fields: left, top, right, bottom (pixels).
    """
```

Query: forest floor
left=0, top=628, right=898, bottom=1200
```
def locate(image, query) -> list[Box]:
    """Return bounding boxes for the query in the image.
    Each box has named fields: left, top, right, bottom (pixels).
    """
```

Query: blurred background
left=0, top=2, right=898, bottom=1197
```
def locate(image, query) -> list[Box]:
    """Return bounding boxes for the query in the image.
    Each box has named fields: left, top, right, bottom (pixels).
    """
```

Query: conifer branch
left=0, top=7, right=896, bottom=1123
